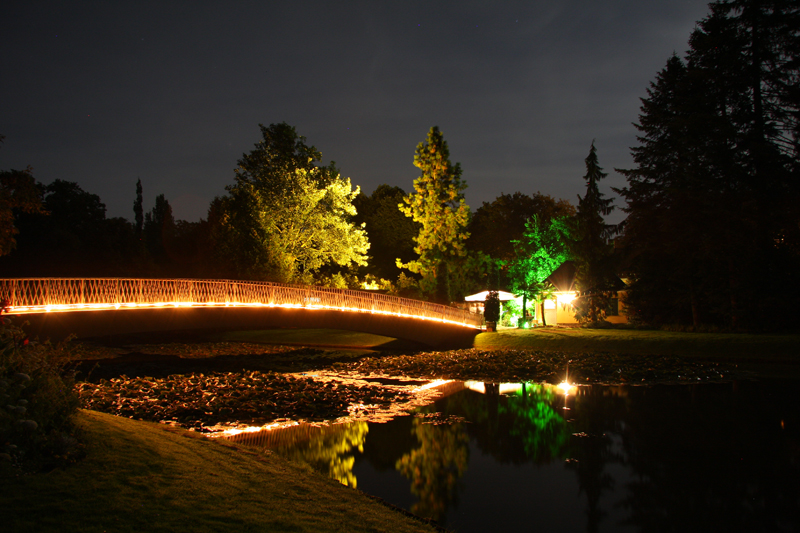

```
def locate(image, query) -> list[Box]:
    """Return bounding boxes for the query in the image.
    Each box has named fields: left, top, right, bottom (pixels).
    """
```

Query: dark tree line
left=616, top=0, right=800, bottom=330
left=0, top=178, right=212, bottom=278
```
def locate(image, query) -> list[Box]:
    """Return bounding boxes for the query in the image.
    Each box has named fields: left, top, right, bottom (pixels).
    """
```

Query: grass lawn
left=210, top=326, right=800, bottom=374
left=210, top=326, right=800, bottom=379
left=474, top=327, right=800, bottom=378
left=1, top=410, right=437, bottom=533
left=474, top=326, right=799, bottom=357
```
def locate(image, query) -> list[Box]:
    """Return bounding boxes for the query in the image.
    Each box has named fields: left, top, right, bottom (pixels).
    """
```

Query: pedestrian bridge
left=0, top=278, right=482, bottom=348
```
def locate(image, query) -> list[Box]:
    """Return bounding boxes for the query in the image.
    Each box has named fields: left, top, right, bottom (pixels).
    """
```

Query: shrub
left=0, top=304, right=83, bottom=471
left=500, top=300, right=521, bottom=327
left=484, top=291, right=501, bottom=323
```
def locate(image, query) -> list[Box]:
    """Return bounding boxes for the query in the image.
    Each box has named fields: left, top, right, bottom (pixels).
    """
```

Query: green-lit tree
left=572, top=142, right=618, bottom=325
left=223, top=123, right=369, bottom=282
left=508, top=215, right=572, bottom=325
left=467, top=191, right=574, bottom=264
left=398, top=126, right=475, bottom=303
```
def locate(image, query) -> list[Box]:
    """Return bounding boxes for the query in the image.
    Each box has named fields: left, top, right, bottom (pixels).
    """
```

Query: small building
left=462, top=263, right=629, bottom=327
left=543, top=262, right=579, bottom=326
left=540, top=261, right=628, bottom=326
left=463, top=290, right=519, bottom=316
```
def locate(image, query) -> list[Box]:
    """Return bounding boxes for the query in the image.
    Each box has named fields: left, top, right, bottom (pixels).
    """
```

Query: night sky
left=2, top=1, right=711, bottom=224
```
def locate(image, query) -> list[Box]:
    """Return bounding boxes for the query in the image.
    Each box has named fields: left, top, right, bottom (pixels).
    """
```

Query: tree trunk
left=690, top=286, right=700, bottom=330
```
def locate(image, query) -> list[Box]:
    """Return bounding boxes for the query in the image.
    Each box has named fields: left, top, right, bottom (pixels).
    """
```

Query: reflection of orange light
left=415, top=379, right=453, bottom=392
left=221, top=420, right=298, bottom=437
left=557, top=381, right=577, bottom=395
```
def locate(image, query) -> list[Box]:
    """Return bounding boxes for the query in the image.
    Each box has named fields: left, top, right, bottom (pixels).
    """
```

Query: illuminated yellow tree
left=224, top=123, right=369, bottom=282
left=283, top=421, right=369, bottom=488
left=396, top=418, right=469, bottom=521
left=398, top=126, right=475, bottom=303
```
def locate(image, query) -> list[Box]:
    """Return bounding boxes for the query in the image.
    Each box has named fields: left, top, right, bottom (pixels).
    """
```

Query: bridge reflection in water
left=0, top=278, right=482, bottom=347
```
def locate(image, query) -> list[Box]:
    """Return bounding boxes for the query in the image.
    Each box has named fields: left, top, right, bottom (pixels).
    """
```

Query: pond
left=228, top=379, right=799, bottom=532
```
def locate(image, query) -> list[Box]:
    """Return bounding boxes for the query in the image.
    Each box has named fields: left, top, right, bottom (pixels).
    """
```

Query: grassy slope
left=2, top=410, right=436, bottom=533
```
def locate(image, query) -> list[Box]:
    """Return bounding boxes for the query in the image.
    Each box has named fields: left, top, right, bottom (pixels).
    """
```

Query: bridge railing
left=0, top=278, right=483, bottom=328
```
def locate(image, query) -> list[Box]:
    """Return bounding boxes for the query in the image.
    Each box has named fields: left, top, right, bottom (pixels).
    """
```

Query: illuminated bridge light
left=0, top=278, right=482, bottom=329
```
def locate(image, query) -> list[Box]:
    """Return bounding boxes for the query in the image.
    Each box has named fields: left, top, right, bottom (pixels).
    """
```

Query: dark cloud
left=1, top=1, right=711, bottom=223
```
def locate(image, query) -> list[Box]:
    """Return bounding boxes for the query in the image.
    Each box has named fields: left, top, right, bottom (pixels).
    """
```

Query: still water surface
left=234, top=380, right=798, bottom=532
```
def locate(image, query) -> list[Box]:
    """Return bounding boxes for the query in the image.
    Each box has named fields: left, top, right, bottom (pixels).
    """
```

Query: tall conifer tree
left=133, top=179, right=144, bottom=240
left=399, top=126, right=472, bottom=302
left=618, top=0, right=800, bottom=329
left=572, top=142, right=617, bottom=324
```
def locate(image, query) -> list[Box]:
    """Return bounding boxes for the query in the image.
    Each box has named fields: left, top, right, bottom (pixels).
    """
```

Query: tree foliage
left=144, top=193, right=176, bottom=267
left=572, top=142, right=618, bottom=325
left=399, top=126, right=480, bottom=302
left=133, top=179, right=144, bottom=240
left=0, top=136, right=45, bottom=256
left=0, top=168, right=45, bottom=256
left=352, top=185, right=419, bottom=282
left=223, top=123, right=369, bottom=283
left=484, top=290, right=501, bottom=323
left=0, top=309, right=82, bottom=470
left=508, top=215, right=572, bottom=323
left=396, top=417, right=469, bottom=522
left=616, top=0, right=800, bottom=330
left=0, top=180, right=142, bottom=277
left=468, top=191, right=574, bottom=264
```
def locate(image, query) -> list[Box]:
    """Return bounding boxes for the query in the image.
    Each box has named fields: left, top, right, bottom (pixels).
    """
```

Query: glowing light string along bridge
left=0, top=278, right=483, bottom=328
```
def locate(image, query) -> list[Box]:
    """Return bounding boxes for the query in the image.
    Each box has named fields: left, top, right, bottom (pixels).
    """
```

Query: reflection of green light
left=499, top=382, right=569, bottom=461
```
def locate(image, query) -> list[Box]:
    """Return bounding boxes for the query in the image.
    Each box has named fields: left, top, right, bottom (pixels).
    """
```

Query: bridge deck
left=0, top=278, right=482, bottom=348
